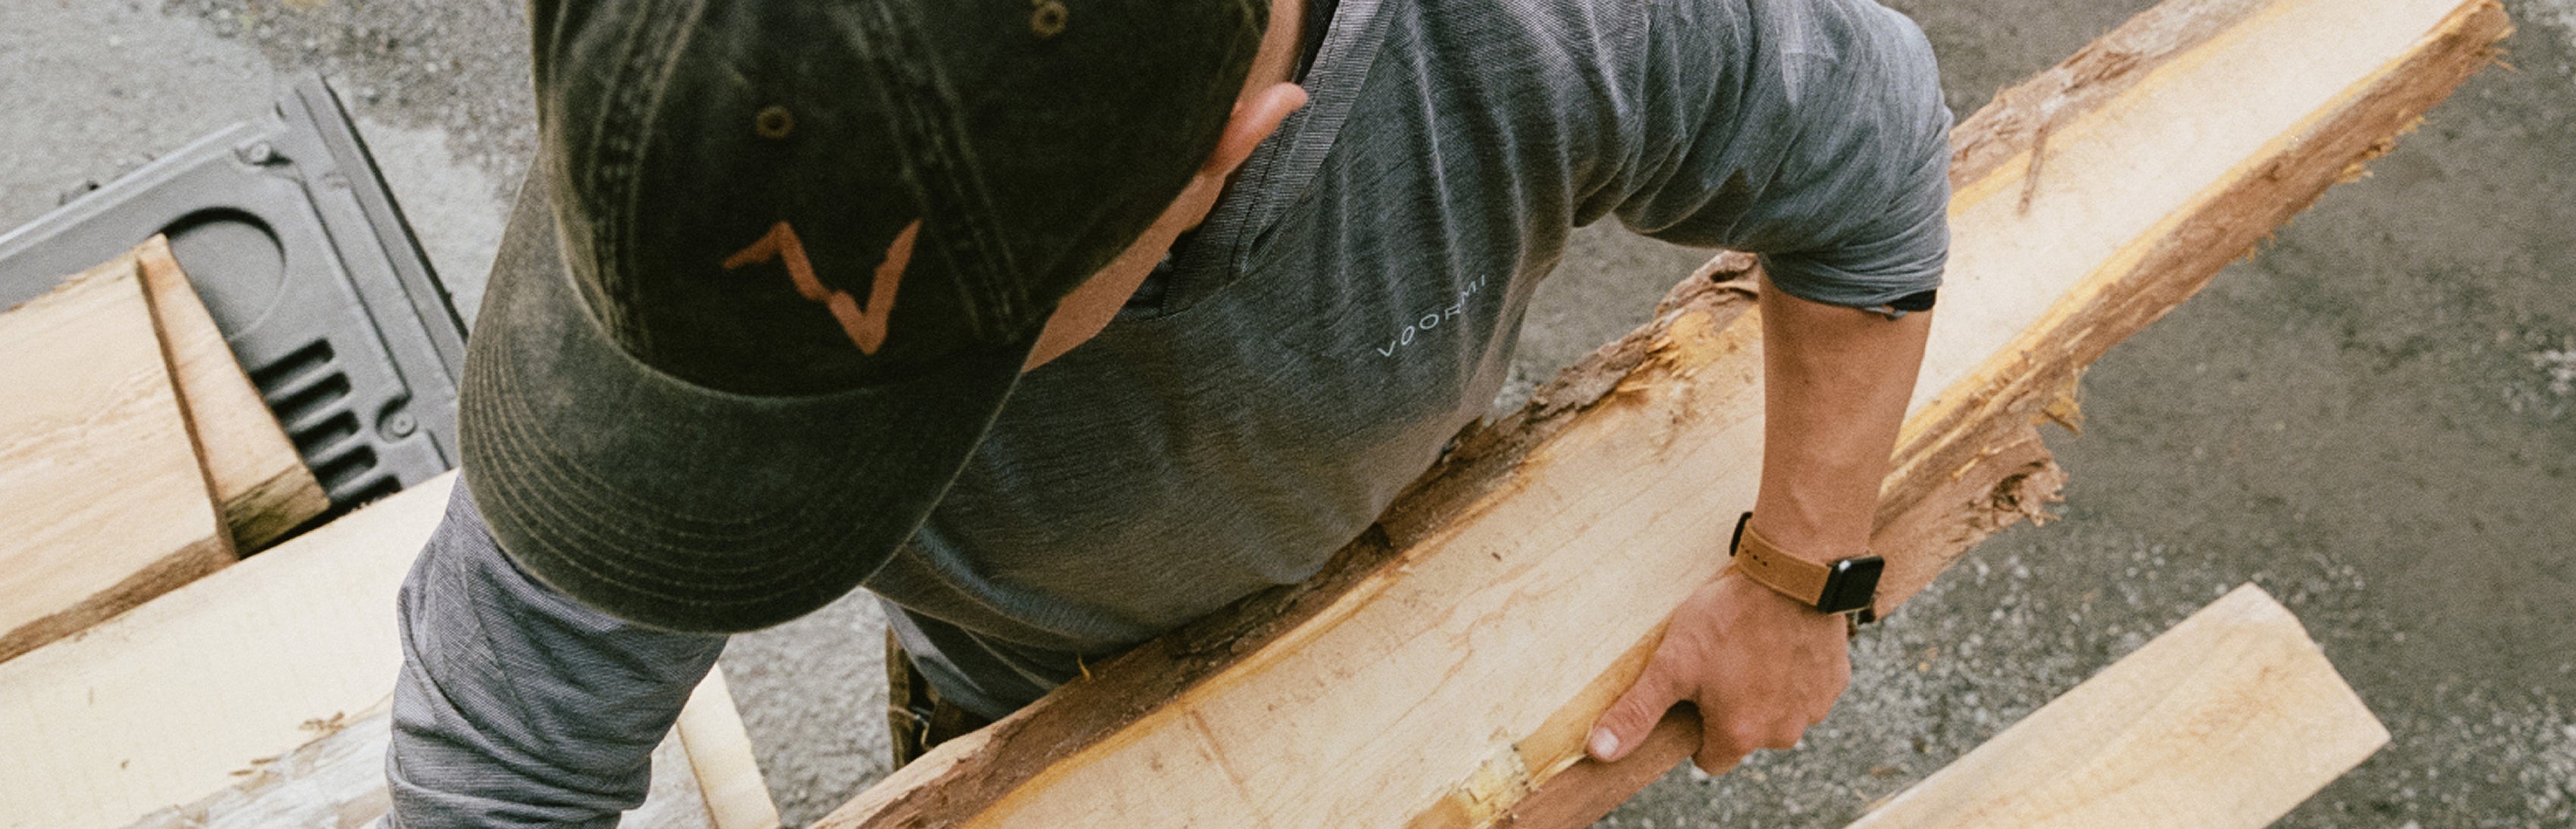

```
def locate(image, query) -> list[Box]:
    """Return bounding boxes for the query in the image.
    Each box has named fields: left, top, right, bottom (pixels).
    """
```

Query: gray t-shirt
left=388, top=0, right=1949, bottom=822
left=872, top=0, right=1950, bottom=717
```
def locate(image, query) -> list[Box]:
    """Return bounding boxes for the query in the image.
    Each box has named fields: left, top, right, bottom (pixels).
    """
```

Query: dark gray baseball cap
left=461, top=0, right=1267, bottom=632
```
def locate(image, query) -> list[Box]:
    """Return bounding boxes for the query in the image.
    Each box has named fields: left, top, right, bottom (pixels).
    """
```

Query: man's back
left=871, top=0, right=1952, bottom=718
left=386, top=0, right=1949, bottom=824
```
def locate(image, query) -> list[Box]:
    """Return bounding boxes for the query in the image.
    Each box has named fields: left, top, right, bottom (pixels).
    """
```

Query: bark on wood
left=133, top=236, right=327, bottom=552
left=0, top=255, right=232, bottom=664
left=1493, top=1, right=2509, bottom=821
left=824, top=0, right=2506, bottom=825
left=1846, top=585, right=2387, bottom=828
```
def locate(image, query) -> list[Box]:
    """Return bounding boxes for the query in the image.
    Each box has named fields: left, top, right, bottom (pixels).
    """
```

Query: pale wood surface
left=1499, top=0, right=2506, bottom=821
left=133, top=236, right=327, bottom=552
left=121, top=709, right=718, bottom=829
left=0, top=473, right=451, bottom=829
left=1847, top=585, right=2389, bottom=828
left=679, top=668, right=786, bottom=829
left=823, top=0, right=2506, bottom=825
left=0, top=255, right=231, bottom=664
left=122, top=669, right=776, bottom=829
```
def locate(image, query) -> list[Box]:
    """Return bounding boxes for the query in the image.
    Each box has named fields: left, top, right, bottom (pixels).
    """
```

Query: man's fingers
left=1587, top=666, right=1688, bottom=762
left=1693, top=718, right=1752, bottom=775
left=1695, top=718, right=1802, bottom=774
left=1692, top=743, right=1747, bottom=776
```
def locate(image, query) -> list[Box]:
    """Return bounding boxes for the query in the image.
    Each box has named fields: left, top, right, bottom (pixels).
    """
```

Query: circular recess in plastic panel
left=162, top=208, right=286, bottom=330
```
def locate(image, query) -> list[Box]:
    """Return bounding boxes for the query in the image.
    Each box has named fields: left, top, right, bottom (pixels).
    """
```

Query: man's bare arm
left=1586, top=274, right=1932, bottom=771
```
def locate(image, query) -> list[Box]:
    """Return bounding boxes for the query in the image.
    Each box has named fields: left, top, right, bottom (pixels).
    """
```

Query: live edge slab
left=821, top=0, right=2506, bottom=825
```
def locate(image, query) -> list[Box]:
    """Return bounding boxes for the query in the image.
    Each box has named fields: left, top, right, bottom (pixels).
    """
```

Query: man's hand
left=1584, top=571, right=1850, bottom=772
left=1578, top=277, right=1934, bottom=774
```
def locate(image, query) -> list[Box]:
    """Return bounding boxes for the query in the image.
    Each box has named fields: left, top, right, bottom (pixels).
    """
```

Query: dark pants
left=884, top=631, right=996, bottom=768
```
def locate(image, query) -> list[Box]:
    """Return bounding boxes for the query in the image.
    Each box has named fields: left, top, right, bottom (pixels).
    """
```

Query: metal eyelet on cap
left=1030, top=0, right=1068, bottom=39
left=755, top=105, right=795, bottom=139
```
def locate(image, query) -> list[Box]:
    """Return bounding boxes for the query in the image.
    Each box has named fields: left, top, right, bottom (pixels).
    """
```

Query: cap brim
left=460, top=173, right=1030, bottom=633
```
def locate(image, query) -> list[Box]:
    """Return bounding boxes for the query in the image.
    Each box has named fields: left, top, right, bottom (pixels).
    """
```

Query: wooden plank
left=1500, top=0, right=2512, bottom=821
left=133, top=236, right=327, bottom=552
left=0, top=256, right=232, bottom=664
left=679, top=668, right=786, bottom=829
left=120, top=710, right=721, bottom=829
left=1846, top=584, right=2388, bottom=828
left=821, top=0, right=2506, bottom=826
left=0, top=473, right=451, bottom=829
left=120, top=703, right=402, bottom=829
left=122, top=668, right=779, bottom=829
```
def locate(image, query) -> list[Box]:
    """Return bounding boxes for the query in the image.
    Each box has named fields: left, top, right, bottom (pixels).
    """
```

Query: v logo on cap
left=724, top=220, right=921, bottom=355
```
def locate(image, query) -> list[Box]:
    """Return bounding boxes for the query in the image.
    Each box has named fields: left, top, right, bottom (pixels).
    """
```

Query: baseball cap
left=460, top=0, right=1268, bottom=632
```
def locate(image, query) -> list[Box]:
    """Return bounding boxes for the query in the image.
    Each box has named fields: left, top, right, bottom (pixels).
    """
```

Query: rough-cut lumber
left=1, top=467, right=781, bottom=829
left=821, top=0, right=2506, bottom=825
left=1849, top=584, right=2387, bottom=827
left=1508, top=0, right=2511, bottom=820
left=121, top=712, right=719, bottom=829
left=0, top=257, right=232, bottom=664
left=133, top=235, right=328, bottom=552
left=121, top=703, right=403, bottom=829
left=120, top=668, right=780, bottom=829
left=679, top=668, right=788, bottom=829
left=0, top=473, right=450, bottom=829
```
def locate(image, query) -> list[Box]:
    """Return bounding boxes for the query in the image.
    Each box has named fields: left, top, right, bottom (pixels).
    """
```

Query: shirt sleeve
left=383, top=482, right=727, bottom=828
left=1611, top=0, right=1952, bottom=308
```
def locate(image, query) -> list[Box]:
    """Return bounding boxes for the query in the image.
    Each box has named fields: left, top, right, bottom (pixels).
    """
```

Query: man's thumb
left=1587, top=669, right=1683, bottom=762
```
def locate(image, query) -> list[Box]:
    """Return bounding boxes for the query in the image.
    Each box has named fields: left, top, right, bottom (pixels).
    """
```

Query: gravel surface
left=6, top=0, right=2569, bottom=825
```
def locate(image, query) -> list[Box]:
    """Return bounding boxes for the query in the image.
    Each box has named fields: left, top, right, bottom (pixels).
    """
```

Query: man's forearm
left=1749, top=278, right=1933, bottom=574
left=1587, top=274, right=1937, bottom=769
left=386, top=485, right=727, bottom=828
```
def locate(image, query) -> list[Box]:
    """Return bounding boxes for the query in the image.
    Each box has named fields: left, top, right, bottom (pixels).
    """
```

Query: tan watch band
left=1727, top=512, right=1882, bottom=623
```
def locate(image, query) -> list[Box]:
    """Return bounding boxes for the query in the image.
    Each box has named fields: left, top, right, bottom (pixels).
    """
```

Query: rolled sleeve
left=1615, top=0, right=1952, bottom=308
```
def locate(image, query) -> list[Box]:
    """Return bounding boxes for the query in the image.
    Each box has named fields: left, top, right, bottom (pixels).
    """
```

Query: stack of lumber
left=0, top=245, right=780, bottom=827
left=0, top=236, right=326, bottom=663
left=0, top=472, right=783, bottom=829
left=823, top=0, right=2504, bottom=825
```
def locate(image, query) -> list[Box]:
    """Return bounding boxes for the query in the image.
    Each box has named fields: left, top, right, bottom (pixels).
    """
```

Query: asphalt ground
left=5, top=0, right=2569, bottom=825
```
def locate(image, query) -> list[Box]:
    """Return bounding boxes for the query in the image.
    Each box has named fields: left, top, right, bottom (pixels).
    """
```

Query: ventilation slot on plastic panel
left=252, top=338, right=395, bottom=503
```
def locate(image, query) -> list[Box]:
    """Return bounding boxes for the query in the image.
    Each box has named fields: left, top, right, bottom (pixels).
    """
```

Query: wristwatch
left=1729, top=512, right=1882, bottom=626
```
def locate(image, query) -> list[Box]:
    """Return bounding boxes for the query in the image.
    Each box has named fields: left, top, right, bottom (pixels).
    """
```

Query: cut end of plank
left=133, top=235, right=328, bottom=552
left=1851, top=583, right=2389, bottom=829
left=0, top=255, right=232, bottom=665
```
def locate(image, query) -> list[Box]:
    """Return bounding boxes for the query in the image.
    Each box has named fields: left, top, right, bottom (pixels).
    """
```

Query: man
left=387, top=0, right=1949, bottom=823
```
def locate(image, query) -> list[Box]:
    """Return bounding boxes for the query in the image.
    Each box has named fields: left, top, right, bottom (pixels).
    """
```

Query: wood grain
left=679, top=667, right=786, bottom=829
left=0, top=473, right=450, bottom=829
left=121, top=668, right=777, bottom=829
left=1499, top=0, right=2508, bottom=821
left=0, top=255, right=232, bottom=664
left=824, top=0, right=2506, bottom=825
left=133, top=236, right=327, bottom=552
left=1846, top=585, right=2387, bottom=828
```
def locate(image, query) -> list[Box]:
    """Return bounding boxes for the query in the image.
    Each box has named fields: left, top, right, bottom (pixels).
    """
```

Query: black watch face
left=1818, top=555, right=1885, bottom=615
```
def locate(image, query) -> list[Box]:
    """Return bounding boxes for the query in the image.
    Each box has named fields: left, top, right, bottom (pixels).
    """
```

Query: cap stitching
left=834, top=0, right=1036, bottom=343
left=587, top=0, right=706, bottom=355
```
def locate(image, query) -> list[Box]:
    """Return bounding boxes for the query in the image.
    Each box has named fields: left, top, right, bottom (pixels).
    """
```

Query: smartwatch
left=1729, top=512, right=1881, bottom=625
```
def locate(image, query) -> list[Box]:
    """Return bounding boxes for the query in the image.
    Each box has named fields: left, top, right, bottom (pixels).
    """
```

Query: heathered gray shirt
left=387, top=0, right=1949, bottom=823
